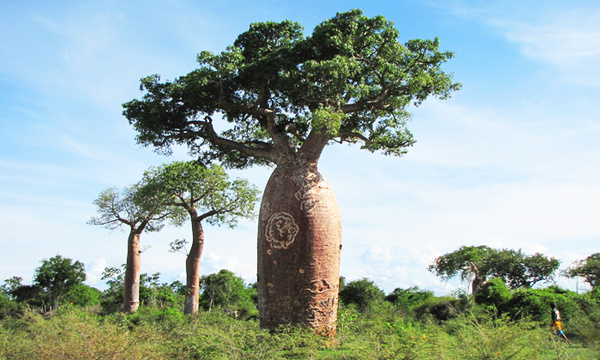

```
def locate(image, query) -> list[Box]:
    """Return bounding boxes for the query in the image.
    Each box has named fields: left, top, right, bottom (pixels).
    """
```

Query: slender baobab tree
left=89, top=183, right=173, bottom=313
left=143, top=161, right=259, bottom=314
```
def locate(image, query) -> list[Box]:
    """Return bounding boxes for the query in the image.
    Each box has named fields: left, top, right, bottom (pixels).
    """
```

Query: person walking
left=548, top=302, right=571, bottom=345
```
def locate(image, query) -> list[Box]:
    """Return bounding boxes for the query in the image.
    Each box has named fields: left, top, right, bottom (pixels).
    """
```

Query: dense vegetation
left=1, top=256, right=599, bottom=359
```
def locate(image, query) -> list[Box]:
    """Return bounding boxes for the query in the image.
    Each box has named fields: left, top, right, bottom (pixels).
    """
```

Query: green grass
left=0, top=305, right=598, bottom=359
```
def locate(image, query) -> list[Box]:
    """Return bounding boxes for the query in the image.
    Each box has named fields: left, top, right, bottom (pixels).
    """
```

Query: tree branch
left=336, top=131, right=369, bottom=143
left=201, top=117, right=279, bottom=162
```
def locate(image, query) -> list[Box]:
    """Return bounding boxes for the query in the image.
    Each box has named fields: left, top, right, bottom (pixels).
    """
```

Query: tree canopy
left=566, top=252, right=600, bottom=290
left=142, top=162, right=260, bottom=228
left=199, top=269, right=252, bottom=313
left=33, top=255, right=86, bottom=308
left=429, top=246, right=560, bottom=294
left=123, top=9, right=460, bottom=168
left=88, top=184, right=175, bottom=233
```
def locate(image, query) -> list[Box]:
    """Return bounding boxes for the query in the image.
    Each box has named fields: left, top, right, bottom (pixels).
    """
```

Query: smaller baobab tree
left=565, top=252, right=600, bottom=291
left=89, top=183, right=176, bottom=313
left=143, top=161, right=260, bottom=314
left=429, top=246, right=560, bottom=295
left=429, top=246, right=495, bottom=295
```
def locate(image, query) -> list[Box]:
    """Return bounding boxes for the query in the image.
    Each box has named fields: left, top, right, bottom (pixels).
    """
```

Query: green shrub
left=445, top=313, right=551, bottom=359
left=339, top=278, right=385, bottom=311
left=474, top=277, right=512, bottom=311
left=0, top=293, right=18, bottom=319
left=505, top=286, right=582, bottom=322
left=199, top=270, right=258, bottom=320
left=567, top=300, right=600, bottom=349
left=413, top=296, right=464, bottom=322
left=65, top=284, right=102, bottom=306
left=385, top=286, right=434, bottom=309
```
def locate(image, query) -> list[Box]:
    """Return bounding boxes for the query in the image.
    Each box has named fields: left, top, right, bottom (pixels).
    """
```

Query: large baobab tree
left=143, top=161, right=259, bottom=314
left=89, top=184, right=173, bottom=313
left=123, top=9, right=460, bottom=333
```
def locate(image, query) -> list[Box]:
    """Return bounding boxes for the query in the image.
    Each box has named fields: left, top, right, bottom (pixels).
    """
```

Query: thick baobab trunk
left=257, top=156, right=342, bottom=335
left=184, top=215, right=205, bottom=314
left=124, top=230, right=142, bottom=313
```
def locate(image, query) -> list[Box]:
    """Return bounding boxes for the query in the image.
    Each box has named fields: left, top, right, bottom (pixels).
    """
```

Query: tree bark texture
left=257, top=158, right=342, bottom=335
left=184, top=215, right=205, bottom=314
left=123, top=230, right=142, bottom=313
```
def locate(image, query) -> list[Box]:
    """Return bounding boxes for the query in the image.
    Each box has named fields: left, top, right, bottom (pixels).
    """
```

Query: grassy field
left=1, top=304, right=597, bottom=360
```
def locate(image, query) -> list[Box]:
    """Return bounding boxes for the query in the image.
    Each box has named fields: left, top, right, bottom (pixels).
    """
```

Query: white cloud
left=86, top=258, right=107, bottom=286
left=493, top=10, right=600, bottom=87
left=204, top=252, right=240, bottom=273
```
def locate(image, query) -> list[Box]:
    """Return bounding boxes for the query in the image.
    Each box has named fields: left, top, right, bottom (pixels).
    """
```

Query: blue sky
left=1, top=0, right=599, bottom=295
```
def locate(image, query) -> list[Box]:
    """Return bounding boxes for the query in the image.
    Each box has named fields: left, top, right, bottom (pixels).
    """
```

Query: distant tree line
left=2, top=248, right=598, bottom=322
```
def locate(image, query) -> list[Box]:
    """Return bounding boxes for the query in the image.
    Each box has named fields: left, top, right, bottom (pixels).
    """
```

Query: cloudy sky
left=1, top=0, right=598, bottom=295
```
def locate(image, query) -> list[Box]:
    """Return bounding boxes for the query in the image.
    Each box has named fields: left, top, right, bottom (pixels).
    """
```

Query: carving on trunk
left=258, top=160, right=342, bottom=335
left=265, top=212, right=299, bottom=249
left=309, top=279, right=331, bottom=293
left=294, top=168, right=324, bottom=217
left=261, top=201, right=272, bottom=219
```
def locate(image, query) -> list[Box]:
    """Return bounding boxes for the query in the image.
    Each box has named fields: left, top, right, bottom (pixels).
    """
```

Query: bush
left=0, top=293, right=18, bottom=319
left=505, top=286, right=582, bottom=322
left=65, top=284, right=102, bottom=307
left=199, top=269, right=257, bottom=319
left=339, top=278, right=385, bottom=311
left=474, top=277, right=512, bottom=310
left=125, top=306, right=186, bottom=330
left=385, top=286, right=434, bottom=309
left=414, top=296, right=464, bottom=322
left=445, top=313, right=551, bottom=359
left=10, top=284, right=44, bottom=307
left=99, top=269, right=184, bottom=314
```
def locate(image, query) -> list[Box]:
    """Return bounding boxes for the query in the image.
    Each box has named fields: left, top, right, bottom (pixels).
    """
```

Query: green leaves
left=311, top=107, right=346, bottom=136
left=124, top=9, right=460, bottom=167
left=233, top=20, right=304, bottom=62
left=429, top=246, right=561, bottom=293
left=199, top=269, right=252, bottom=312
left=566, top=253, right=600, bottom=290
left=33, top=255, right=86, bottom=308
left=142, top=161, right=260, bottom=228
left=339, top=278, right=386, bottom=310
left=88, top=184, right=173, bottom=233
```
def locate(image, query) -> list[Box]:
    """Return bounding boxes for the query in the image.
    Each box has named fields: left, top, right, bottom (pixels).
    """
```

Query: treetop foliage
left=88, top=184, right=174, bottom=233
left=123, top=9, right=460, bottom=168
left=141, top=161, right=260, bottom=227
left=34, top=255, right=86, bottom=296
